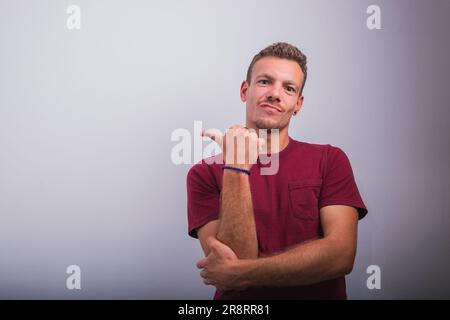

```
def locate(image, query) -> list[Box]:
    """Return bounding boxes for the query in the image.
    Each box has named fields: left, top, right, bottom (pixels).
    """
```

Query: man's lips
left=259, top=104, right=282, bottom=112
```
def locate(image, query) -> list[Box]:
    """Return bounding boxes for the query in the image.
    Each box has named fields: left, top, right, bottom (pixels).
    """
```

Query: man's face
left=241, top=56, right=304, bottom=130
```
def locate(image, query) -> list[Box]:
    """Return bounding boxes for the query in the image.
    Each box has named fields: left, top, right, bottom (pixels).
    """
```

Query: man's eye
left=286, top=86, right=296, bottom=93
left=258, top=80, right=269, bottom=84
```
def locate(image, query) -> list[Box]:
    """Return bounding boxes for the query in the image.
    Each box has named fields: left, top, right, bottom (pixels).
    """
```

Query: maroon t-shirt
left=186, top=137, right=368, bottom=300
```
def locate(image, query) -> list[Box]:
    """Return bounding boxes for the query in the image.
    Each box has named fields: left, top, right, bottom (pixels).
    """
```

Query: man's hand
left=202, top=125, right=265, bottom=171
left=196, top=237, right=249, bottom=293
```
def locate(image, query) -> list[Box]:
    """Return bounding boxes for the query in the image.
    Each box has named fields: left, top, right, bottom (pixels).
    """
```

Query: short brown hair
left=246, top=42, right=308, bottom=96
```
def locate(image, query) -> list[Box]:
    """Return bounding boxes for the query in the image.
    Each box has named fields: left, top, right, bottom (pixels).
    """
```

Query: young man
left=186, top=42, right=368, bottom=299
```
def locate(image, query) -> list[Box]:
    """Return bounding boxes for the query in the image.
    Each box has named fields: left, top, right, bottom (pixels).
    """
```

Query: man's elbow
left=342, top=260, right=355, bottom=276
left=216, top=233, right=258, bottom=259
left=338, top=247, right=357, bottom=276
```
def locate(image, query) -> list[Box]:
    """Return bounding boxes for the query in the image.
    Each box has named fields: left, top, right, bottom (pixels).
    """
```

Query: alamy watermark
left=366, top=5, right=381, bottom=30
left=171, top=121, right=280, bottom=175
left=366, top=265, right=381, bottom=290
left=67, top=5, right=81, bottom=30
left=66, top=264, right=81, bottom=290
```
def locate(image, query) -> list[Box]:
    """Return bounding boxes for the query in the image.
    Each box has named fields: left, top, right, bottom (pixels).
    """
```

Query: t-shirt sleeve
left=186, top=162, right=221, bottom=238
left=319, top=146, right=368, bottom=220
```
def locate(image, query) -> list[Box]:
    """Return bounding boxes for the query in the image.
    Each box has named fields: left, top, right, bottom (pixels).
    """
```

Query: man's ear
left=294, top=95, right=304, bottom=114
left=240, top=80, right=248, bottom=102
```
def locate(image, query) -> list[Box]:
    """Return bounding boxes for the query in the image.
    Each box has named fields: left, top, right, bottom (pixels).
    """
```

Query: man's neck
left=246, top=124, right=290, bottom=154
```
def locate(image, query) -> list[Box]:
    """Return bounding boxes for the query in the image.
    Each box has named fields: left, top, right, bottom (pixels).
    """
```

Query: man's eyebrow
left=255, top=73, right=300, bottom=89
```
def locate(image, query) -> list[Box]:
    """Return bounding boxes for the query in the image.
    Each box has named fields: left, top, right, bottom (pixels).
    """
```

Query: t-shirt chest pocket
left=288, top=179, right=322, bottom=220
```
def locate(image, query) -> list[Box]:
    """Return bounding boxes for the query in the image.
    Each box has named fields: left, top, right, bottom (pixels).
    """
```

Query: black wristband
left=222, top=165, right=251, bottom=175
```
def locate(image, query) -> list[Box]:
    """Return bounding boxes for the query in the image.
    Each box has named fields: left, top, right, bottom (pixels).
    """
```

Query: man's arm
left=218, top=169, right=258, bottom=258
left=198, top=205, right=359, bottom=291
left=241, top=205, right=358, bottom=287
left=197, top=126, right=259, bottom=259
left=198, top=170, right=258, bottom=259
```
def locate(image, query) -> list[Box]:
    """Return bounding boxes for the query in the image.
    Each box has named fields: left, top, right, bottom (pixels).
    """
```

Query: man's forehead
left=252, top=57, right=303, bottom=84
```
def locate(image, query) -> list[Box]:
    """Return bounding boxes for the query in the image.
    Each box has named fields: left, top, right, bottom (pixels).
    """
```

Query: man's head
left=241, top=42, right=307, bottom=131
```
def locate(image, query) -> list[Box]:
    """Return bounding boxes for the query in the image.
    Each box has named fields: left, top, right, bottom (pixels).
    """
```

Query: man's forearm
left=237, top=237, right=355, bottom=288
left=216, top=169, right=258, bottom=259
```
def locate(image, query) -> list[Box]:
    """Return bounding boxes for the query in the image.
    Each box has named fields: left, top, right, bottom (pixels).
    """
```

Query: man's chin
left=254, top=119, right=280, bottom=130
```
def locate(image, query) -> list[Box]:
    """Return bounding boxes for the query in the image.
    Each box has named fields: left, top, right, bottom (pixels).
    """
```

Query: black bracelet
left=222, top=165, right=251, bottom=175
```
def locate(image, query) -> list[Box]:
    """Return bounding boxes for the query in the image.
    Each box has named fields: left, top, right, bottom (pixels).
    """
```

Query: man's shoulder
left=290, top=138, right=339, bottom=153
left=290, top=138, right=348, bottom=162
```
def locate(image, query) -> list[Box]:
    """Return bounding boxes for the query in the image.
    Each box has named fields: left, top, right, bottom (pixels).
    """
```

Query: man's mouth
left=259, top=103, right=282, bottom=112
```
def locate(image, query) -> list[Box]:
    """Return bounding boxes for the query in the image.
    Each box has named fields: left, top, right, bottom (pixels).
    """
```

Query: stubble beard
left=254, top=118, right=278, bottom=131
left=253, top=115, right=289, bottom=132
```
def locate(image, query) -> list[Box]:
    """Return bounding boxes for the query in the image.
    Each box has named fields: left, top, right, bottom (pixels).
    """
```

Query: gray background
left=0, top=0, right=449, bottom=299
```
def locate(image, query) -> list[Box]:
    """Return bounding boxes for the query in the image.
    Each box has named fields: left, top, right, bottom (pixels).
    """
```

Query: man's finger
left=202, top=129, right=223, bottom=148
left=196, top=258, right=207, bottom=269
left=200, top=269, right=208, bottom=278
left=207, top=236, right=222, bottom=254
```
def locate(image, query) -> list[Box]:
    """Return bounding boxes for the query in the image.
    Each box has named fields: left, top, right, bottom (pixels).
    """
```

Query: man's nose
left=266, top=84, right=282, bottom=102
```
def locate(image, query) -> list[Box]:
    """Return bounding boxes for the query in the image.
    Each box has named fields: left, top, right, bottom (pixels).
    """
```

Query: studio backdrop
left=0, top=0, right=449, bottom=299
